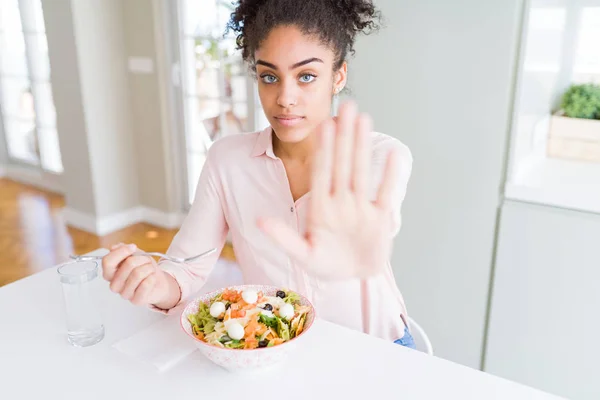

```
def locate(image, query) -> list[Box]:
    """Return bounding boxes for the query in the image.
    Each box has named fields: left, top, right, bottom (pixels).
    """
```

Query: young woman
left=102, top=0, right=415, bottom=348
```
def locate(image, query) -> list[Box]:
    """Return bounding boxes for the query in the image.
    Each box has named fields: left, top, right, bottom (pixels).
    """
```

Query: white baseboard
left=64, top=206, right=186, bottom=236
left=96, top=207, right=146, bottom=236
left=3, top=165, right=64, bottom=194
left=142, top=206, right=186, bottom=229
left=62, top=207, right=99, bottom=233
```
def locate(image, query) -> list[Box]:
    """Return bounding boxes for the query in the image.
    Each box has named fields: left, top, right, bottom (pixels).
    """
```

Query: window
left=505, top=1, right=600, bottom=215
left=0, top=0, right=62, bottom=173
left=174, top=0, right=268, bottom=205
left=572, top=7, right=600, bottom=84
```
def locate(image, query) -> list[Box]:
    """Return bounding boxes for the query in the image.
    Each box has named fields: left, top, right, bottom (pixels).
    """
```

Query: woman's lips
left=274, top=116, right=305, bottom=127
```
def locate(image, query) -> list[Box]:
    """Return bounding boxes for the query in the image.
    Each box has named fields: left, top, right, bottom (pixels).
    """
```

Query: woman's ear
left=333, top=61, right=348, bottom=94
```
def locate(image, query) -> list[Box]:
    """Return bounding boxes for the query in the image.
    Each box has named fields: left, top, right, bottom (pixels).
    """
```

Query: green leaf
left=561, top=83, right=600, bottom=120
left=277, top=317, right=290, bottom=341
left=259, top=313, right=278, bottom=330
left=224, top=340, right=244, bottom=349
left=283, top=290, right=301, bottom=304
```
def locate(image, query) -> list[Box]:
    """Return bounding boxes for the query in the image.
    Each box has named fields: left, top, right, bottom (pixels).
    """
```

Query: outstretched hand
left=258, top=101, right=400, bottom=280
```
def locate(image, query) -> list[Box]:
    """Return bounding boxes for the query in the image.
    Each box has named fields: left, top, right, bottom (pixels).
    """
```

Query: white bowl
left=180, top=284, right=315, bottom=372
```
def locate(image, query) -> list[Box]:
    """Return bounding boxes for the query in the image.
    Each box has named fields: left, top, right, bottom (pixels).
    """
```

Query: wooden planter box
left=547, top=113, right=600, bottom=163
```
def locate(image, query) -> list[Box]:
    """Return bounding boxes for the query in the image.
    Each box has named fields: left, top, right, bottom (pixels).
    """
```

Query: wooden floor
left=0, top=178, right=235, bottom=287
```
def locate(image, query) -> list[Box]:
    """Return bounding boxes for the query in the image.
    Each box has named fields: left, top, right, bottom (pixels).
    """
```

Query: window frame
left=168, top=0, right=265, bottom=209
left=504, top=0, right=600, bottom=215
left=0, top=0, right=62, bottom=177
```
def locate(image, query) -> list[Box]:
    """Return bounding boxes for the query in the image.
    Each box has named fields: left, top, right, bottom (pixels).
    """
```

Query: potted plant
left=548, top=83, right=600, bottom=163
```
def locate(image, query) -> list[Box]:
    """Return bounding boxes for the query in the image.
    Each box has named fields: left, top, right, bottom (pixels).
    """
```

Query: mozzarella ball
left=242, top=289, right=258, bottom=304
left=209, top=301, right=226, bottom=318
left=226, top=321, right=245, bottom=340
left=279, top=303, right=295, bottom=320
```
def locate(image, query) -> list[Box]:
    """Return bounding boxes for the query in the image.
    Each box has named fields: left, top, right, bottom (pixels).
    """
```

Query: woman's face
left=254, top=25, right=347, bottom=144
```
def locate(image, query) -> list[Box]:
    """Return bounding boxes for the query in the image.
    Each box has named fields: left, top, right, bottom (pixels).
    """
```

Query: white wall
left=485, top=200, right=600, bottom=400
left=39, top=0, right=180, bottom=234
left=43, top=0, right=97, bottom=213
left=70, top=0, right=139, bottom=218
left=349, top=0, right=524, bottom=368
left=123, top=0, right=179, bottom=214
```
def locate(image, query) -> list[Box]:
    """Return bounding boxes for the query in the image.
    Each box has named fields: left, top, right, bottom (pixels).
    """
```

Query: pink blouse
left=157, top=126, right=413, bottom=342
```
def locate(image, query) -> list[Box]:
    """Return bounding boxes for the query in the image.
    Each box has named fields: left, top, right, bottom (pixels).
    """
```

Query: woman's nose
left=276, top=81, right=298, bottom=107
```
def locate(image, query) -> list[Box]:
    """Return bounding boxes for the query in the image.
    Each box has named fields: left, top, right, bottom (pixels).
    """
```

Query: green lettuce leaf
left=224, top=340, right=244, bottom=349
left=277, top=317, right=290, bottom=341
left=283, top=290, right=301, bottom=305
left=259, top=313, right=278, bottom=330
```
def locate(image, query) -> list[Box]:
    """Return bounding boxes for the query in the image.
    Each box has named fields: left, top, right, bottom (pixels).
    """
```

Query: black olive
left=225, top=302, right=231, bottom=310
left=276, top=290, right=286, bottom=298
left=258, top=340, right=269, bottom=348
left=263, top=303, right=273, bottom=311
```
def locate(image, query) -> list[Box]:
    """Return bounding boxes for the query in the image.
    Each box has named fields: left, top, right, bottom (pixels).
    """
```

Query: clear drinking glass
left=57, top=261, right=105, bottom=347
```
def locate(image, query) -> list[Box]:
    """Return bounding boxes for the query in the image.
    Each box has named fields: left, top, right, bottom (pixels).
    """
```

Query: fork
left=69, top=247, right=218, bottom=264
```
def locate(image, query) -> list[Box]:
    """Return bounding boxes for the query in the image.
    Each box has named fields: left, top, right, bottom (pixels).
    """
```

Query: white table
left=0, top=249, right=563, bottom=399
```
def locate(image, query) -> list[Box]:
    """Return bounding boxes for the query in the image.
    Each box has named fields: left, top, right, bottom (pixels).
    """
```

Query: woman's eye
left=260, top=74, right=277, bottom=84
left=299, top=74, right=316, bottom=83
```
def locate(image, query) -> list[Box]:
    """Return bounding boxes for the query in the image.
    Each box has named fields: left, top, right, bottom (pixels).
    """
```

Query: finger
left=311, top=118, right=335, bottom=200
left=131, top=274, right=157, bottom=306
left=333, top=101, right=357, bottom=193
left=120, top=263, right=155, bottom=301
left=352, top=113, right=372, bottom=196
left=110, top=242, right=125, bottom=250
left=375, top=147, right=401, bottom=211
left=102, top=243, right=137, bottom=281
left=257, top=217, right=310, bottom=262
left=109, top=255, right=151, bottom=293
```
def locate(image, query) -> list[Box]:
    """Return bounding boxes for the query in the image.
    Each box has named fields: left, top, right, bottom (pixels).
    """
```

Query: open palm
left=258, top=101, right=400, bottom=280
